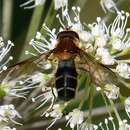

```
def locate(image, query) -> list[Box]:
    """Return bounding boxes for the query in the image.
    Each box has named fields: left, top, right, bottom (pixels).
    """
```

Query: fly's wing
left=0, top=53, right=56, bottom=83
left=76, top=51, right=130, bottom=97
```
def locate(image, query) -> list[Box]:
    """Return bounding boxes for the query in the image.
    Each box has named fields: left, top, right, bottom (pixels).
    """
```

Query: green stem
left=79, top=86, right=90, bottom=109
left=87, top=85, right=95, bottom=123
left=109, top=99, right=121, bottom=122
left=101, top=91, right=112, bottom=117
left=19, top=6, right=44, bottom=60
left=2, top=0, right=13, bottom=39
left=41, top=2, right=56, bottom=29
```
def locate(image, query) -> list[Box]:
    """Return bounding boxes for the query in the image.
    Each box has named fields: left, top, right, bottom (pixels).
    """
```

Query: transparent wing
left=76, top=51, right=130, bottom=97
left=0, top=53, right=56, bottom=83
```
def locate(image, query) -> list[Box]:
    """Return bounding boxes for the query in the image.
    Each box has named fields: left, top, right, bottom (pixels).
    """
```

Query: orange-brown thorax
left=53, top=30, right=80, bottom=60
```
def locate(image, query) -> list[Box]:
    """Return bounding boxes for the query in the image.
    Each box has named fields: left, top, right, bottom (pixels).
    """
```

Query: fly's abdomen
left=55, top=59, right=77, bottom=101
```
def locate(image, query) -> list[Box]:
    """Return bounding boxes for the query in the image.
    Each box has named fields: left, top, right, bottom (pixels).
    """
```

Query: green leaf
left=0, top=84, right=6, bottom=97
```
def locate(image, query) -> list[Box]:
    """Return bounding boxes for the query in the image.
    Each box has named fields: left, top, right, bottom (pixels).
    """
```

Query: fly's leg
left=40, top=88, right=57, bottom=117
left=41, top=79, right=57, bottom=117
left=45, top=49, right=58, bottom=60
left=46, top=88, right=57, bottom=113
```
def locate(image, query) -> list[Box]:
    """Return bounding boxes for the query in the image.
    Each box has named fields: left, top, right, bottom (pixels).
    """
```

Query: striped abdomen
left=55, top=59, right=77, bottom=101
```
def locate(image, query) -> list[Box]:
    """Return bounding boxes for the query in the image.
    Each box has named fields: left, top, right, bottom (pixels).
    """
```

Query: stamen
left=0, top=38, right=14, bottom=73
left=104, top=118, right=109, bottom=130
left=99, top=122, right=105, bottom=130
left=56, top=14, right=65, bottom=28
left=108, top=117, right=116, bottom=130
left=20, top=0, right=45, bottom=9
left=25, top=50, right=37, bottom=56
left=20, top=0, right=34, bottom=7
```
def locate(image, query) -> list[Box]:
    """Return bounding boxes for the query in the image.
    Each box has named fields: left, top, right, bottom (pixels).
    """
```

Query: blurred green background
left=1, top=0, right=130, bottom=130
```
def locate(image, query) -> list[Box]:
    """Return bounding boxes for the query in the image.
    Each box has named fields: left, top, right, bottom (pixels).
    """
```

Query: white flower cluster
left=0, top=72, right=46, bottom=98
left=26, top=72, right=58, bottom=117
left=99, top=84, right=120, bottom=100
left=20, top=0, right=118, bottom=13
left=29, top=24, right=57, bottom=54
left=86, top=11, right=129, bottom=64
left=65, top=109, right=84, bottom=129
left=32, top=87, right=58, bottom=116
left=45, top=107, right=84, bottom=130
left=0, top=37, right=14, bottom=73
left=0, top=104, right=22, bottom=130
left=116, top=63, right=130, bottom=79
left=45, top=108, right=130, bottom=130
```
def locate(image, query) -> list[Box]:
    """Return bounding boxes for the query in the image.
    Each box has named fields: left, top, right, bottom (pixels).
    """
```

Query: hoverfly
left=0, top=29, right=130, bottom=101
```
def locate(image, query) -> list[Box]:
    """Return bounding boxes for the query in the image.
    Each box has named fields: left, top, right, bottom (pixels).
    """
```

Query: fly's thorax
left=53, top=38, right=81, bottom=60
left=52, top=30, right=81, bottom=60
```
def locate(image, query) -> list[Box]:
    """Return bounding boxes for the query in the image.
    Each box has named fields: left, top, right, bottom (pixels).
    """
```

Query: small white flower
left=98, top=117, right=130, bottom=130
left=90, top=17, right=105, bottom=37
left=91, top=24, right=104, bottom=37
left=0, top=104, right=22, bottom=125
left=54, top=0, right=68, bottom=10
left=79, top=31, right=92, bottom=42
left=119, top=120, right=130, bottom=130
left=96, top=47, right=115, bottom=65
left=98, top=117, right=116, bottom=130
left=100, top=0, right=118, bottom=13
left=71, top=23, right=83, bottom=33
left=45, top=104, right=63, bottom=130
left=125, top=97, right=130, bottom=112
left=36, top=32, right=42, bottom=40
left=104, top=84, right=120, bottom=99
left=95, top=35, right=107, bottom=47
left=66, top=109, right=84, bottom=128
left=46, top=104, right=63, bottom=118
left=80, top=122, right=98, bottom=130
left=35, top=0, right=45, bottom=5
left=112, top=39, right=125, bottom=50
left=101, top=55, right=115, bottom=65
left=124, top=97, right=130, bottom=120
left=116, top=63, right=130, bottom=79
left=1, top=126, right=16, bottom=130
left=96, top=87, right=102, bottom=91
left=109, top=11, right=129, bottom=39
left=96, top=48, right=109, bottom=57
